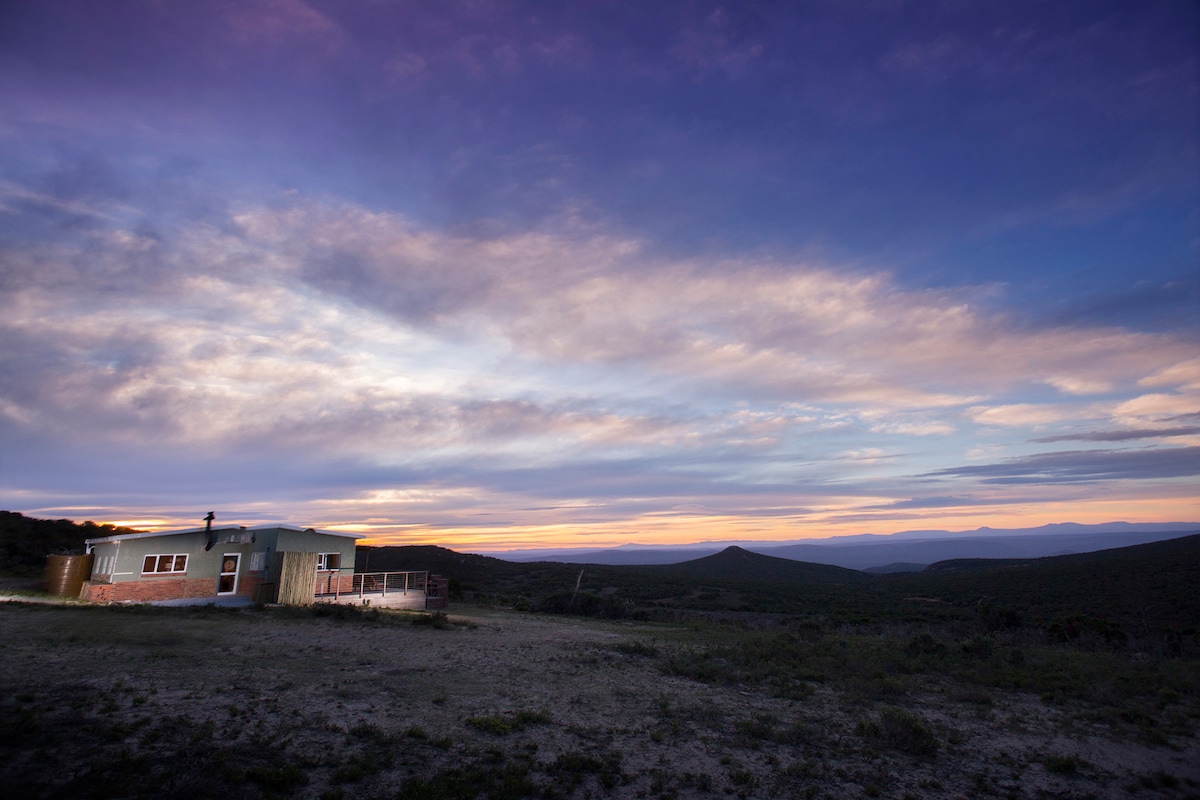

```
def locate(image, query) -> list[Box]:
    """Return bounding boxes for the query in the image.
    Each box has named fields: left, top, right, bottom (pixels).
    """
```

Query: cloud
left=3, top=185, right=1199, bottom=539
left=1045, top=376, right=1113, bottom=396
left=867, top=417, right=957, bottom=437
left=1139, top=359, right=1200, bottom=390
left=1112, top=392, right=1200, bottom=427
left=231, top=202, right=1199, bottom=411
left=670, top=7, right=766, bottom=79
left=1030, top=427, right=1200, bottom=443
left=862, top=495, right=1010, bottom=511
left=5, top=192, right=1199, bottom=466
left=927, top=446, right=1200, bottom=485
left=967, top=403, right=1103, bottom=429
left=224, top=0, right=345, bottom=56
left=1044, top=276, right=1200, bottom=333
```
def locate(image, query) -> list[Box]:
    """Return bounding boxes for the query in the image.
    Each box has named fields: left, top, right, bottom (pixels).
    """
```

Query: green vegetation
left=394, top=754, right=537, bottom=800
left=466, top=710, right=552, bottom=735
left=650, top=620, right=1199, bottom=744
left=0, top=510, right=139, bottom=573
left=363, top=534, right=1200, bottom=656
left=3, top=512, right=1198, bottom=797
left=3, top=594, right=1197, bottom=799
left=856, top=706, right=940, bottom=756
left=1043, top=754, right=1089, bottom=774
left=410, top=610, right=452, bottom=628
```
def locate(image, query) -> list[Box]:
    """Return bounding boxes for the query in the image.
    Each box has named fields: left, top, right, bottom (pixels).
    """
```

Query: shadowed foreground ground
left=1, top=602, right=1197, bottom=799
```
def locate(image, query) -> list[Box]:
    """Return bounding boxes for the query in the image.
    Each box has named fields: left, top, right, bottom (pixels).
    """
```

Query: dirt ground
left=0, top=601, right=1196, bottom=799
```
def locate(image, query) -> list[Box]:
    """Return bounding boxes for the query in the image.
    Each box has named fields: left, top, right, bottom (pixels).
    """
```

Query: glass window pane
left=173, top=555, right=187, bottom=572
left=143, top=556, right=156, bottom=573
left=326, top=554, right=340, bottom=570
left=157, top=557, right=173, bottom=573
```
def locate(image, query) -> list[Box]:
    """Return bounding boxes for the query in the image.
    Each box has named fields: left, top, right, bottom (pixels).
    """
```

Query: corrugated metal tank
left=43, top=554, right=94, bottom=598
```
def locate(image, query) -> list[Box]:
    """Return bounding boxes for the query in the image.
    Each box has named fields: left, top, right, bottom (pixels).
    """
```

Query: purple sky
left=1, top=1, right=1197, bottom=547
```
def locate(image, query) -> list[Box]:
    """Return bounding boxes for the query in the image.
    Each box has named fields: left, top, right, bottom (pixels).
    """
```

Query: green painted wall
left=88, top=526, right=359, bottom=586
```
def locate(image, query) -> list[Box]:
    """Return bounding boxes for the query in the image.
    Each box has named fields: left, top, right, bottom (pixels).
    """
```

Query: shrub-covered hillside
left=0, top=511, right=138, bottom=572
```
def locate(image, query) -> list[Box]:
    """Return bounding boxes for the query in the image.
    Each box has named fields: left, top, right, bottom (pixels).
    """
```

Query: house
left=82, top=523, right=363, bottom=604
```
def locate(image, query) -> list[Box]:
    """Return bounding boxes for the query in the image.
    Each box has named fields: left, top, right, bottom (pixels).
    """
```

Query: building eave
left=84, top=524, right=367, bottom=547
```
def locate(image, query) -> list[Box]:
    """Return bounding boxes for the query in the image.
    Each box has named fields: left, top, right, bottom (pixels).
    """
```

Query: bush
left=531, top=591, right=637, bottom=619
left=904, top=633, right=947, bottom=657
left=960, top=635, right=995, bottom=659
left=1044, top=614, right=1127, bottom=647
left=411, top=611, right=451, bottom=629
left=979, top=603, right=1022, bottom=632
left=857, top=707, right=939, bottom=756
left=1044, top=754, right=1088, bottom=774
left=465, top=710, right=550, bottom=736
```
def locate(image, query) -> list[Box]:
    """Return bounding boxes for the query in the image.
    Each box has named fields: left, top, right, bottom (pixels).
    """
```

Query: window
left=249, top=551, right=265, bottom=571
left=141, top=554, right=187, bottom=574
left=316, top=553, right=341, bottom=571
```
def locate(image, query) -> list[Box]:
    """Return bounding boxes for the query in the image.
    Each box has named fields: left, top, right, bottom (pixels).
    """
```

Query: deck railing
left=314, top=570, right=429, bottom=601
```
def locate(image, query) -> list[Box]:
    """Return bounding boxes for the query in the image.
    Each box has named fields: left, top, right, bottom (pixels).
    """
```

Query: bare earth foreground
left=1, top=601, right=1196, bottom=799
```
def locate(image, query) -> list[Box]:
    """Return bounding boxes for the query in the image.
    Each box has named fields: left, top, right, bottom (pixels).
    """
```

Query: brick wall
left=314, top=572, right=356, bottom=595
left=80, top=574, right=266, bottom=603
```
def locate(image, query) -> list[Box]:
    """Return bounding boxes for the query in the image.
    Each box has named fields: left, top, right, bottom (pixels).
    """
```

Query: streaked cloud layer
left=1, top=1, right=1196, bottom=546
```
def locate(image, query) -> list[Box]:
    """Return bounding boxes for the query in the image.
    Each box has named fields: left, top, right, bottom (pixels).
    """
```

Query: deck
left=313, top=570, right=448, bottom=610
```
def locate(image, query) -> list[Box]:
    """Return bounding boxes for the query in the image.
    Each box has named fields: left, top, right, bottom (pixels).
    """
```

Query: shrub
left=465, top=710, right=550, bottom=735
left=960, top=635, right=995, bottom=659
left=395, top=757, right=535, bottom=800
left=904, top=633, right=947, bottom=657
left=857, top=707, right=939, bottom=756
left=532, top=591, right=637, bottom=619
left=1044, top=614, right=1127, bottom=647
left=466, top=715, right=512, bottom=735
left=1044, top=754, right=1088, bottom=774
left=613, top=639, right=659, bottom=658
left=979, top=603, right=1022, bottom=632
left=547, top=749, right=624, bottom=791
left=411, top=611, right=452, bottom=629
left=245, top=764, right=309, bottom=791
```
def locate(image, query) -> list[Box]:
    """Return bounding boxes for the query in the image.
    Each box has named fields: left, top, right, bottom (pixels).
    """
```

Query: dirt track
left=1, top=602, right=1196, bottom=799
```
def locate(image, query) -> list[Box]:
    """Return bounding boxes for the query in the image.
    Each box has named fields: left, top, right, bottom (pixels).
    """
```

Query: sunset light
left=1, top=1, right=1196, bottom=550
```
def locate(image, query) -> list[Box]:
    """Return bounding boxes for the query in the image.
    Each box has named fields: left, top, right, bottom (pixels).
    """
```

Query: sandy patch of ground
left=0, top=603, right=1196, bottom=799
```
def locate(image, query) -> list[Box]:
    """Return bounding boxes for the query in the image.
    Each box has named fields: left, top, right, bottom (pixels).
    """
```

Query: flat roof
left=84, top=524, right=367, bottom=546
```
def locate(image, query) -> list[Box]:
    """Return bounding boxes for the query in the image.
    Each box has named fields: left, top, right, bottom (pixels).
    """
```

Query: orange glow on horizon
left=48, top=494, right=1200, bottom=552
left=352, top=497, right=1200, bottom=551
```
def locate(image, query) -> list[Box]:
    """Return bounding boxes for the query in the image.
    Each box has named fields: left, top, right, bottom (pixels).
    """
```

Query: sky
left=1, top=0, right=1197, bottom=550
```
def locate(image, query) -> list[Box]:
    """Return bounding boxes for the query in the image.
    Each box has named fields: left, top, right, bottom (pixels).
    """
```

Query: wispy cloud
left=928, top=447, right=1200, bottom=485
left=2, top=1, right=1196, bottom=542
left=1031, top=427, right=1200, bottom=443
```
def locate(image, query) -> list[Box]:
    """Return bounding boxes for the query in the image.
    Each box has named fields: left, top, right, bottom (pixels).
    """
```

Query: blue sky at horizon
left=1, top=1, right=1197, bottom=548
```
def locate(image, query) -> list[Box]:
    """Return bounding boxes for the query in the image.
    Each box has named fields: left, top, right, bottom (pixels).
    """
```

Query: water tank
left=43, top=554, right=94, bottom=598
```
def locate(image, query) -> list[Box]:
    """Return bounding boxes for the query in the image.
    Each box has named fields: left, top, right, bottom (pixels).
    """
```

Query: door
left=217, top=553, right=240, bottom=595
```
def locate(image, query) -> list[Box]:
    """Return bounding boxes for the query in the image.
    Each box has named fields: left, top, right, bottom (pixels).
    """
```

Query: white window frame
left=217, top=553, right=241, bottom=596
left=316, top=552, right=341, bottom=571
left=141, top=554, right=188, bottom=575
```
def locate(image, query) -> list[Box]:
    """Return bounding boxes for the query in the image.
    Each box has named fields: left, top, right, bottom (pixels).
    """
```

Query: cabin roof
left=84, top=524, right=366, bottom=546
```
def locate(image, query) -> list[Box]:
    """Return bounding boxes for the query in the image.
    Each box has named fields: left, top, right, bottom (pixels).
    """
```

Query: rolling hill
left=653, top=545, right=869, bottom=585
left=360, top=533, right=1200, bottom=639
left=889, top=533, right=1200, bottom=631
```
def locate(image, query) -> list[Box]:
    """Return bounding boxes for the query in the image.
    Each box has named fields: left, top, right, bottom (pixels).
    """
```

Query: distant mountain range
left=483, top=522, right=1200, bottom=572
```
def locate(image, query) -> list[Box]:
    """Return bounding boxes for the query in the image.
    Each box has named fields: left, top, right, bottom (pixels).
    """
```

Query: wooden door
left=217, top=553, right=240, bottom=595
